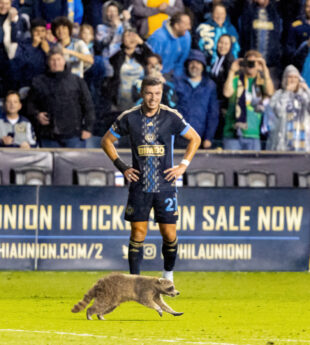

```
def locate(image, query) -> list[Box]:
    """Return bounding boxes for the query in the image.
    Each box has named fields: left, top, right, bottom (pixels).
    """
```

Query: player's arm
left=164, top=127, right=201, bottom=182
left=101, top=130, right=140, bottom=182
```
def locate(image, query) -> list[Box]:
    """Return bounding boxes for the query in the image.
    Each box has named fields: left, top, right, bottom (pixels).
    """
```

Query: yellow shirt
left=147, top=0, right=169, bottom=37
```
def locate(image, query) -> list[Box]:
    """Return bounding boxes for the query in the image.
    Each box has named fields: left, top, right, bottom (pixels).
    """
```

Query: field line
left=1, top=329, right=309, bottom=345
left=0, top=329, right=242, bottom=345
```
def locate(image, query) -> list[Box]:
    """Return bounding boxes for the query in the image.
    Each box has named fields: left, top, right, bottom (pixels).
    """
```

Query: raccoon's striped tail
left=71, top=287, right=96, bottom=313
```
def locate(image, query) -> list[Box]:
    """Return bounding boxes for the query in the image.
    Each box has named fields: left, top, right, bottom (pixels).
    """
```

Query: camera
left=240, top=59, right=255, bottom=68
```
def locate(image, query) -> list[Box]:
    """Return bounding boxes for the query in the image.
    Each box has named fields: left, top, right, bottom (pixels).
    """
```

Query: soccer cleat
left=162, top=270, right=174, bottom=282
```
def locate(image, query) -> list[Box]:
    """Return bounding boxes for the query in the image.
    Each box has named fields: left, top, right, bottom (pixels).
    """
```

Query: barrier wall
left=1, top=148, right=310, bottom=186
left=0, top=186, right=309, bottom=271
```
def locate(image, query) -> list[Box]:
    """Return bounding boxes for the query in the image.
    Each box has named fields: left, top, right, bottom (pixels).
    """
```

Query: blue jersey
left=110, top=104, right=190, bottom=193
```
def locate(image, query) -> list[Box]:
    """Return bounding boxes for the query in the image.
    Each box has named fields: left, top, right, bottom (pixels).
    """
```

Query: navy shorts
left=124, top=190, right=178, bottom=224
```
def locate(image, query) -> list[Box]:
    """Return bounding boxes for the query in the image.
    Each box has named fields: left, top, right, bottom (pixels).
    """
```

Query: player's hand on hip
left=124, top=168, right=140, bottom=182
left=164, top=165, right=187, bottom=182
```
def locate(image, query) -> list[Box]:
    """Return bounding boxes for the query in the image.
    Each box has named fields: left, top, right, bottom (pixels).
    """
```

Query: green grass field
left=0, top=271, right=310, bottom=345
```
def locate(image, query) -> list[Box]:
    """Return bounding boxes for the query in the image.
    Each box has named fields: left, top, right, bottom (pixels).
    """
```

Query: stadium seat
left=235, top=170, right=276, bottom=187
left=186, top=169, right=225, bottom=187
left=75, top=168, right=115, bottom=186
left=295, top=171, right=310, bottom=188
left=13, top=167, right=52, bottom=185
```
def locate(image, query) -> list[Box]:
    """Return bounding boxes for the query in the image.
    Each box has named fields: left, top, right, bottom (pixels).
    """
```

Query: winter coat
left=27, top=69, right=95, bottom=140
left=267, top=65, right=310, bottom=151
left=195, top=17, right=240, bottom=66
left=174, top=75, right=219, bottom=141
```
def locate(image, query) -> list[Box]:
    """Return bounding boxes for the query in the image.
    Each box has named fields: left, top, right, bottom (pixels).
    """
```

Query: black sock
left=162, top=237, right=178, bottom=271
left=128, top=238, right=144, bottom=274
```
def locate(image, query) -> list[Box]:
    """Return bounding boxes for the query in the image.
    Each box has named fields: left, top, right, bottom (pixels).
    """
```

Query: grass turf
left=0, top=271, right=310, bottom=345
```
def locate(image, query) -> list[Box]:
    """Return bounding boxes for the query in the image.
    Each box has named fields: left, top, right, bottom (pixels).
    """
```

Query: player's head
left=141, top=77, right=163, bottom=112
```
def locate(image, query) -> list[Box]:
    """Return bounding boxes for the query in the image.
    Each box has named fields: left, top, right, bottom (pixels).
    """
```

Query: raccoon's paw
left=157, top=309, right=163, bottom=317
left=86, top=310, right=93, bottom=320
left=97, top=314, right=105, bottom=321
left=173, top=312, right=184, bottom=317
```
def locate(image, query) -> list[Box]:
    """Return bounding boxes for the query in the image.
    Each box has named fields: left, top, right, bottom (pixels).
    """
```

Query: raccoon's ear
left=158, top=278, right=165, bottom=284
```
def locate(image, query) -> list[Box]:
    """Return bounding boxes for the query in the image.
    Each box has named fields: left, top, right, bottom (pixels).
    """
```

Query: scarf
left=234, top=73, right=264, bottom=134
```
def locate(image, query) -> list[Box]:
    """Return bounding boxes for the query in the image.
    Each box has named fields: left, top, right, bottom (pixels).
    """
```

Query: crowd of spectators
left=1, top=0, right=310, bottom=151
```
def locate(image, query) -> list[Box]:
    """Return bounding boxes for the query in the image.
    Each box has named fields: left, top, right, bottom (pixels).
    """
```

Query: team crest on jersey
left=125, top=205, right=134, bottom=215
left=15, top=123, right=27, bottom=133
left=145, top=133, right=156, bottom=143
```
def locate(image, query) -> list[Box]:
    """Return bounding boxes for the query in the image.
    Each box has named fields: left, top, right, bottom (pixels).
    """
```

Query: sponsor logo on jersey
left=138, top=145, right=165, bottom=156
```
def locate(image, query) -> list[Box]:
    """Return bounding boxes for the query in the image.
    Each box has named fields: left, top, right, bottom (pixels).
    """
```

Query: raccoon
left=71, top=272, right=183, bottom=320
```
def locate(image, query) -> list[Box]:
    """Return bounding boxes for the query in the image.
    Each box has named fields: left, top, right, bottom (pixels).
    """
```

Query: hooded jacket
left=268, top=65, right=310, bottom=151
left=195, top=17, right=240, bottom=66
left=174, top=74, right=219, bottom=141
left=147, top=19, right=191, bottom=76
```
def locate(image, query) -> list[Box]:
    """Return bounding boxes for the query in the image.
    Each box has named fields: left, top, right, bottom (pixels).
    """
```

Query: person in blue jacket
left=195, top=3, right=240, bottom=68
left=173, top=49, right=219, bottom=149
left=285, top=0, right=310, bottom=87
left=147, top=12, right=191, bottom=77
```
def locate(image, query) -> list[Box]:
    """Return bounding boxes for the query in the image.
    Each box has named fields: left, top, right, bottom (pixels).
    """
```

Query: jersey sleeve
left=171, top=110, right=191, bottom=136
left=109, top=113, right=129, bottom=139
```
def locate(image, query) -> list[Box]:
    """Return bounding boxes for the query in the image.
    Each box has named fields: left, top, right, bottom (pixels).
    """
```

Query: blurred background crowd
left=1, top=0, right=310, bottom=151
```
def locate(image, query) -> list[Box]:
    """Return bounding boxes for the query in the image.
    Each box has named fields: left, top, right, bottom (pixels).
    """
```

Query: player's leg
left=125, top=189, right=153, bottom=274
left=159, top=223, right=178, bottom=282
left=154, top=192, right=179, bottom=282
left=128, top=221, right=148, bottom=274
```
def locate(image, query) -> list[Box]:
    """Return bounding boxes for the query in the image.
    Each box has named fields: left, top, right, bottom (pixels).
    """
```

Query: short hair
left=170, top=12, right=190, bottom=27
left=5, top=90, right=21, bottom=103
left=80, top=24, right=94, bottom=37
left=141, top=77, right=163, bottom=92
left=51, top=16, right=73, bottom=37
left=244, top=50, right=262, bottom=60
left=212, top=3, right=227, bottom=13
left=147, top=53, right=163, bottom=65
left=105, top=0, right=121, bottom=13
left=31, top=18, right=47, bottom=30
left=47, top=46, right=64, bottom=60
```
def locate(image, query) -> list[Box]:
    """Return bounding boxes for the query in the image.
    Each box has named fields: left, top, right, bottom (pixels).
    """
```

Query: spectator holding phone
left=267, top=65, right=310, bottom=151
left=222, top=50, right=274, bottom=150
left=0, top=91, right=36, bottom=148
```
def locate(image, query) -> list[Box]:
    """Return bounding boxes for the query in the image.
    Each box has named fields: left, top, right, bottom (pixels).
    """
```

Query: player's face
left=0, top=0, right=11, bottom=15
left=142, top=84, right=163, bottom=112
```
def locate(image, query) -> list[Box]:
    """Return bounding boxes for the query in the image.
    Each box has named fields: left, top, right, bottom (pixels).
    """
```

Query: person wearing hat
left=174, top=49, right=219, bottom=149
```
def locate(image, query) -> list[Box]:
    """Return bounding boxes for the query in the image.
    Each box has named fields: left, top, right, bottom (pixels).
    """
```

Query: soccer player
left=101, top=76, right=201, bottom=282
